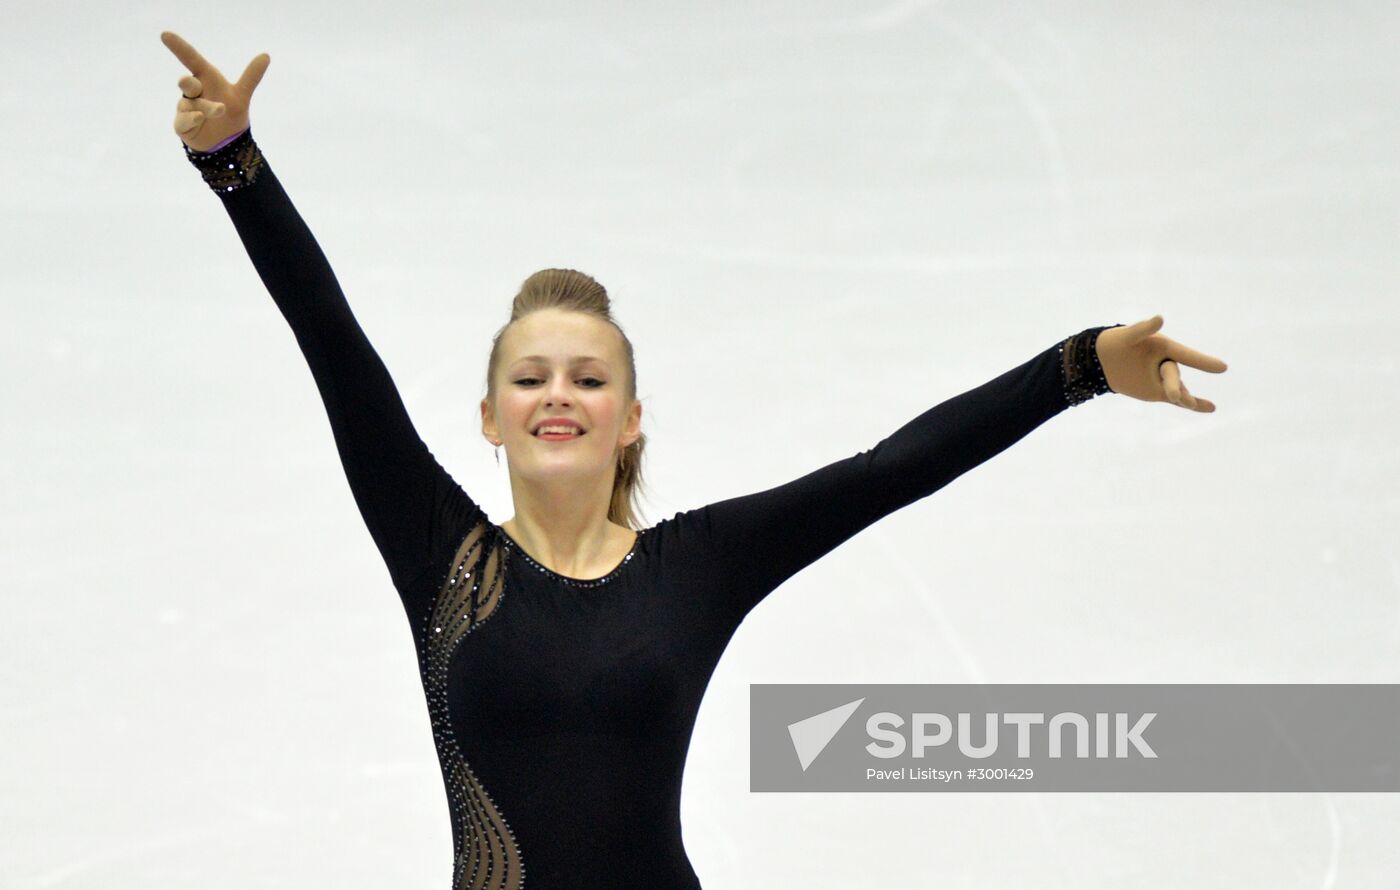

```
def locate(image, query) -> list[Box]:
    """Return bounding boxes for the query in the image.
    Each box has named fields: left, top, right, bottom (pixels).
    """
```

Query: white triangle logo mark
left=788, top=697, right=865, bottom=771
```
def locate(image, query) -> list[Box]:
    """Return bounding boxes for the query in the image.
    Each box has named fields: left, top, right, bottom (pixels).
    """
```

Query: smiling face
left=482, top=308, right=642, bottom=486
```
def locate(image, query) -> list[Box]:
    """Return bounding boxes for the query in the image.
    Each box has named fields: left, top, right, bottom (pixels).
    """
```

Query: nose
left=544, top=376, right=573, bottom=407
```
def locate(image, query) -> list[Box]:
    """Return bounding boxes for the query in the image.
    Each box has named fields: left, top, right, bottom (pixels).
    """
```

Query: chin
left=519, top=454, right=606, bottom=479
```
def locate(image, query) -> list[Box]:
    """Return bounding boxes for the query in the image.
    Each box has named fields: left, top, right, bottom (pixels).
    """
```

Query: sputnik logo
left=787, top=697, right=865, bottom=771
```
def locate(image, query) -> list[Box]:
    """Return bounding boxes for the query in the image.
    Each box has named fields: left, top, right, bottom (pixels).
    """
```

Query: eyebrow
left=510, top=355, right=611, bottom=367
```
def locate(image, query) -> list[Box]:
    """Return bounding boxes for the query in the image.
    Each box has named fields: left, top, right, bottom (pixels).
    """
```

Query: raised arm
left=693, top=325, right=1112, bottom=622
left=164, top=32, right=481, bottom=591
left=693, top=318, right=1227, bottom=623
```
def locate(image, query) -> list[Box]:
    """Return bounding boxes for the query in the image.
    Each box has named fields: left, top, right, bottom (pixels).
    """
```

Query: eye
left=511, top=376, right=605, bottom=387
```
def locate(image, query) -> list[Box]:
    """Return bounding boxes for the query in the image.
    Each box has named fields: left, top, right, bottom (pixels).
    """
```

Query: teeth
left=536, top=426, right=581, bottom=436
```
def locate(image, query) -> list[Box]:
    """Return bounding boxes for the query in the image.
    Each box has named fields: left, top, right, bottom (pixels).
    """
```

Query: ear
left=620, top=398, right=643, bottom=448
left=481, top=398, right=500, bottom=445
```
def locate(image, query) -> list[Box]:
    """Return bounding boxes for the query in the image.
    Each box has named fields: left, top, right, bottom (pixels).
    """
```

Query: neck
left=502, top=473, right=632, bottom=578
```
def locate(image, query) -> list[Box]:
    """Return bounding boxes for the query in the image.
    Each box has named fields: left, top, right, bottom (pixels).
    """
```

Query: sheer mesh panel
left=423, top=519, right=524, bottom=888
left=1059, top=324, right=1117, bottom=406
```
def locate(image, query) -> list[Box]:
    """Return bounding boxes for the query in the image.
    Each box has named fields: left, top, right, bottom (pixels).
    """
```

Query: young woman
left=161, top=31, right=1227, bottom=890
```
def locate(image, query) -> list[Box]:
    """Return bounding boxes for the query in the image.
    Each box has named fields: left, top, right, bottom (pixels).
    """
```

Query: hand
left=1095, top=315, right=1228, bottom=412
left=160, top=31, right=270, bottom=152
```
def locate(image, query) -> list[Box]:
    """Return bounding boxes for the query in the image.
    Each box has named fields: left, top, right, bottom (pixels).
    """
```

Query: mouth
left=532, top=422, right=586, bottom=441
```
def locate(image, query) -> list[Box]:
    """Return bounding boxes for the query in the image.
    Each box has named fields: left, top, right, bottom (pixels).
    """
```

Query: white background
left=3, top=1, right=1398, bottom=887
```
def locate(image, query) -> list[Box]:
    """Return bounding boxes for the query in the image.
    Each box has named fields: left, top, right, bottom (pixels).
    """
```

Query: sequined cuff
left=1059, top=324, right=1122, bottom=406
left=182, top=127, right=264, bottom=194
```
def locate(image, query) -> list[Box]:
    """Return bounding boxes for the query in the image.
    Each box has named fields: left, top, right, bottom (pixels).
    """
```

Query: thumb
left=1125, top=314, right=1164, bottom=344
left=237, top=52, right=271, bottom=95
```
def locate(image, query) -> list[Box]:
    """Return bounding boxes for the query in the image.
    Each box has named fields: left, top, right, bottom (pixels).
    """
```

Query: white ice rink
left=3, top=2, right=1398, bottom=887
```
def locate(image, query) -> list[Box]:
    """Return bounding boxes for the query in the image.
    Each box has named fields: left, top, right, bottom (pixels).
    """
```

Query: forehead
left=502, top=310, right=622, bottom=365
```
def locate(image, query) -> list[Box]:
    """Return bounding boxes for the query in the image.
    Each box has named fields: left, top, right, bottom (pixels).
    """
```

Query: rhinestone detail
left=1058, top=324, right=1121, bottom=406
left=422, top=517, right=525, bottom=889
left=496, top=527, right=647, bottom=588
left=181, top=126, right=263, bottom=193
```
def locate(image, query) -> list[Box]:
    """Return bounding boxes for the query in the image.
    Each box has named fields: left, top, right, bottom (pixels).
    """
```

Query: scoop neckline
left=495, top=525, right=648, bottom=588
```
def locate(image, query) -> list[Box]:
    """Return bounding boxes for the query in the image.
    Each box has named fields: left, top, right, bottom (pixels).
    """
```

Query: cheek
left=497, top=393, right=533, bottom=427
left=590, top=393, right=626, bottom=427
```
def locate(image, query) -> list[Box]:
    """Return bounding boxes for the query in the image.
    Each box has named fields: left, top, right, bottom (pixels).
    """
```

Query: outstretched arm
left=165, top=33, right=480, bottom=591
left=693, top=320, right=1227, bottom=623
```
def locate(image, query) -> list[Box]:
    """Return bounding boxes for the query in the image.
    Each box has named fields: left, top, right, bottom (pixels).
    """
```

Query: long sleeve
left=692, top=326, right=1119, bottom=623
left=183, top=128, right=482, bottom=592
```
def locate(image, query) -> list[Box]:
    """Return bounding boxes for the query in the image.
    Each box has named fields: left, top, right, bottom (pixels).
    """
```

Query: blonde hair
left=484, top=269, right=648, bottom=530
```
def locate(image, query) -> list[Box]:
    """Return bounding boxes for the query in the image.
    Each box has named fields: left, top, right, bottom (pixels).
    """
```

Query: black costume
left=184, top=128, right=1116, bottom=889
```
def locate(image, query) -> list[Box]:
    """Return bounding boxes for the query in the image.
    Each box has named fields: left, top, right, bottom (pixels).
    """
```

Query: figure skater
left=160, top=31, right=1227, bottom=889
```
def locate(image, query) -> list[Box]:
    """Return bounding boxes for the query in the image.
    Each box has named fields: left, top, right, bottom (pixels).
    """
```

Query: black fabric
left=187, top=131, right=1114, bottom=889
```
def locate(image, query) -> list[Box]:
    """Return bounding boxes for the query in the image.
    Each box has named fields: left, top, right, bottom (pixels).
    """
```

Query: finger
left=237, top=52, right=271, bottom=95
left=1162, top=337, right=1228, bottom=373
left=177, top=95, right=222, bottom=118
left=161, top=31, right=212, bottom=76
left=1125, top=313, right=1165, bottom=344
left=1174, top=381, right=1199, bottom=411
left=174, top=110, right=204, bottom=135
left=177, top=75, right=202, bottom=98
left=1189, top=396, right=1217, bottom=413
left=1159, top=359, right=1181, bottom=403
